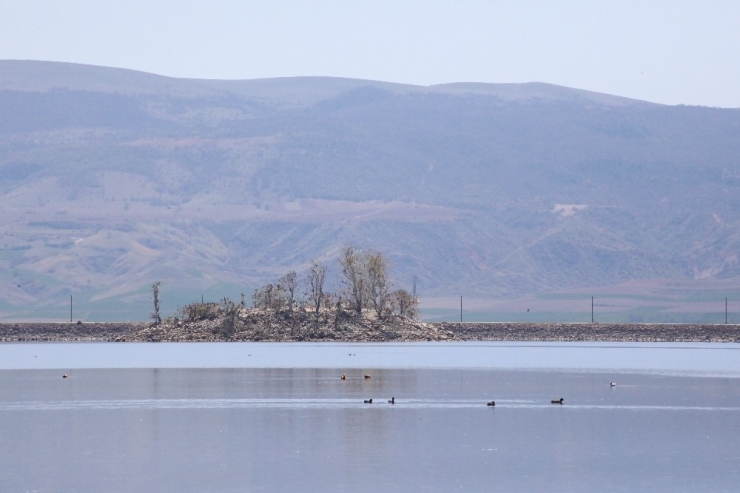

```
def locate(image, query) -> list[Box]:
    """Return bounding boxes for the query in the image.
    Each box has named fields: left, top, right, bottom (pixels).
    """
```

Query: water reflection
left=3, top=398, right=740, bottom=412
left=1, top=359, right=740, bottom=491
left=2, top=341, right=740, bottom=376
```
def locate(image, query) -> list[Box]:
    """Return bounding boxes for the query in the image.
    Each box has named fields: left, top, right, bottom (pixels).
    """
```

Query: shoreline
left=1, top=320, right=739, bottom=343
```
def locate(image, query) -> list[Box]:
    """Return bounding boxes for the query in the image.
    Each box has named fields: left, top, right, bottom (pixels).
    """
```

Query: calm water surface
left=1, top=342, right=739, bottom=492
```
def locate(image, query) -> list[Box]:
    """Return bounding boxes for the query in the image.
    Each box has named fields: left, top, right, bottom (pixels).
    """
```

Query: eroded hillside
left=1, top=61, right=740, bottom=321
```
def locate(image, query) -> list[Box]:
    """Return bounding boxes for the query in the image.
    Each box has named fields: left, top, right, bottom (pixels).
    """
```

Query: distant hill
left=1, top=60, right=739, bottom=322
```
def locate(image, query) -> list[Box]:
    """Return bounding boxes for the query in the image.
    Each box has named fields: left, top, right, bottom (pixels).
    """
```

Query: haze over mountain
left=2, top=60, right=739, bottom=322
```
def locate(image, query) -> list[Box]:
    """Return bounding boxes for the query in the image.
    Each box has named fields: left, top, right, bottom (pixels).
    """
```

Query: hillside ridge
left=1, top=61, right=739, bottom=322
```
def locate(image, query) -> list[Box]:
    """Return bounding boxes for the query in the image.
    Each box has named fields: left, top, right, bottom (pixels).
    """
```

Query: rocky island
left=1, top=308, right=738, bottom=343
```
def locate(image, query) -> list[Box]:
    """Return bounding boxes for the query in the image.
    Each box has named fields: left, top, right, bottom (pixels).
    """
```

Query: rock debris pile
left=440, top=322, right=740, bottom=343
left=130, top=308, right=452, bottom=343
left=1, top=316, right=738, bottom=343
left=0, top=322, right=145, bottom=342
left=0, top=309, right=451, bottom=343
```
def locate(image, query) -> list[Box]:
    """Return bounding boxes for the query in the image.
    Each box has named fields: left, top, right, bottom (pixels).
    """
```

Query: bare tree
left=272, top=283, right=286, bottom=310
left=179, top=301, right=220, bottom=321
left=151, top=281, right=162, bottom=325
left=339, top=246, right=367, bottom=315
left=366, top=251, right=391, bottom=318
left=252, top=284, right=271, bottom=310
left=391, top=289, right=418, bottom=319
left=279, top=271, right=298, bottom=310
left=305, top=260, right=327, bottom=315
left=252, top=283, right=288, bottom=311
left=220, top=297, right=238, bottom=335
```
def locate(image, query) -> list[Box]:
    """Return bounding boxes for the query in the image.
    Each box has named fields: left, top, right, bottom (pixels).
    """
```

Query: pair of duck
left=341, top=374, right=371, bottom=380
left=486, top=398, right=563, bottom=406
left=485, top=380, right=614, bottom=407
left=364, top=397, right=395, bottom=404
left=363, top=397, right=564, bottom=405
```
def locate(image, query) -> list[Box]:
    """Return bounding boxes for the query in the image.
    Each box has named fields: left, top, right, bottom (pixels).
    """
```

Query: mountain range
left=1, top=60, right=739, bottom=322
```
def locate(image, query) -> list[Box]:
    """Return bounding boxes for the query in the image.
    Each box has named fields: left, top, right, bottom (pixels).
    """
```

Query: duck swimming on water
left=363, top=398, right=373, bottom=404
left=487, top=401, right=496, bottom=407
left=388, top=397, right=395, bottom=404
left=551, top=398, right=564, bottom=404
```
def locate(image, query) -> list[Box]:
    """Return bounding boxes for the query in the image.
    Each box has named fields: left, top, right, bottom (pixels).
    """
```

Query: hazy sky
left=1, top=1, right=739, bottom=107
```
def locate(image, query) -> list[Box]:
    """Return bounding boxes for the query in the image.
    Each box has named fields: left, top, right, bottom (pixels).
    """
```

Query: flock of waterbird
left=346, top=373, right=619, bottom=407
left=60, top=371, right=617, bottom=407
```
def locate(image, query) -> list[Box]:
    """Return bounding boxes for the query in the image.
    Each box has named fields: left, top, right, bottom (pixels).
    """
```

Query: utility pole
left=726, top=297, right=728, bottom=325
left=460, top=296, right=463, bottom=323
left=591, top=296, right=594, bottom=324
left=70, top=295, right=73, bottom=323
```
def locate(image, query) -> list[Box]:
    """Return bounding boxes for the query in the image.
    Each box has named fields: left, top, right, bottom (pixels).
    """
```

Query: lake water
left=1, top=342, right=740, bottom=492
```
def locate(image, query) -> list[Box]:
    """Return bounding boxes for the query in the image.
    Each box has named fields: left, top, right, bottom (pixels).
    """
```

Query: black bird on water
left=363, top=398, right=373, bottom=404
left=388, top=397, right=395, bottom=404
left=551, top=398, right=564, bottom=404
left=487, top=401, right=495, bottom=407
